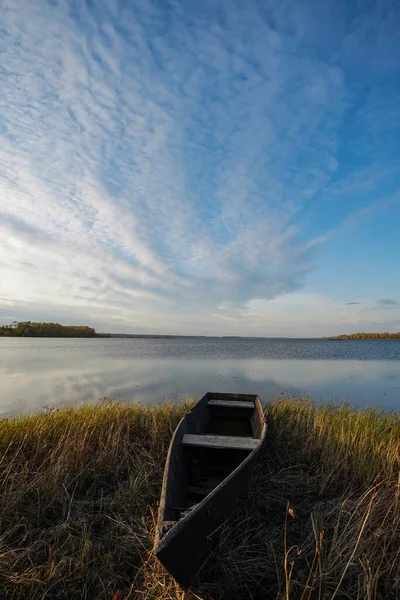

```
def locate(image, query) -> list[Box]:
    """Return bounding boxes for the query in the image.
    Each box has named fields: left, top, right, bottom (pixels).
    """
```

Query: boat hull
left=155, top=393, right=266, bottom=588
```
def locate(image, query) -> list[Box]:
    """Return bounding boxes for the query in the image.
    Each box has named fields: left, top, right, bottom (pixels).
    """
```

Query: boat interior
left=173, top=394, right=263, bottom=517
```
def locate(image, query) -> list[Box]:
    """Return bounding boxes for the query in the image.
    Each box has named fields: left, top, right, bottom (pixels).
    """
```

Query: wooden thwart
left=182, top=433, right=259, bottom=451
left=207, top=399, right=255, bottom=409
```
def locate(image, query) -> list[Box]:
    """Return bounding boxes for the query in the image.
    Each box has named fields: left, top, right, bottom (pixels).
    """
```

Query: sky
left=0, top=0, right=399, bottom=337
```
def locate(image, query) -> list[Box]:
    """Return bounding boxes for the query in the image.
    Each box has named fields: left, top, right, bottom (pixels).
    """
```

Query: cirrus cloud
left=1, top=0, right=400, bottom=335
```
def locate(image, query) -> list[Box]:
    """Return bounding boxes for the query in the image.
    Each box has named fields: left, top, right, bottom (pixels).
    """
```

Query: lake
left=0, top=337, right=399, bottom=415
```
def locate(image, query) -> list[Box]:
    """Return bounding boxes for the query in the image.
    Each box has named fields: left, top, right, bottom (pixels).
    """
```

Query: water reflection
left=1, top=338, right=399, bottom=414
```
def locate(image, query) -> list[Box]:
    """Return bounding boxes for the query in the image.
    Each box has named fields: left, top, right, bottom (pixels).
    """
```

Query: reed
left=0, top=398, right=398, bottom=599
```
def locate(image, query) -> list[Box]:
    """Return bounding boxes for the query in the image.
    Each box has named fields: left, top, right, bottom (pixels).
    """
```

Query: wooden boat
left=155, top=392, right=266, bottom=588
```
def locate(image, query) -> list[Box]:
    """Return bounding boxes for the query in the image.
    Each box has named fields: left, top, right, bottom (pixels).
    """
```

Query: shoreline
left=0, top=398, right=399, bottom=599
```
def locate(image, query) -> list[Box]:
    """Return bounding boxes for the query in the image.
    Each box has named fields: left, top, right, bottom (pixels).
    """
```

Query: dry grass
left=198, top=399, right=400, bottom=599
left=0, top=398, right=399, bottom=599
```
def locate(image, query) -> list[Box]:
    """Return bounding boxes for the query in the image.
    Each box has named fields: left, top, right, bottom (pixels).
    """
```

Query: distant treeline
left=330, top=332, right=400, bottom=340
left=0, top=321, right=107, bottom=338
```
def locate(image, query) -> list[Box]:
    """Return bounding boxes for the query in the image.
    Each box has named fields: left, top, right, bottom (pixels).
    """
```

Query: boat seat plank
left=182, top=433, right=259, bottom=451
left=207, top=400, right=254, bottom=409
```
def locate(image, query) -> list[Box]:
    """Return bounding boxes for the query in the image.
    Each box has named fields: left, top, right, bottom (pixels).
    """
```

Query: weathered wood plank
left=207, top=399, right=254, bottom=409
left=185, top=485, right=213, bottom=496
left=182, top=433, right=259, bottom=450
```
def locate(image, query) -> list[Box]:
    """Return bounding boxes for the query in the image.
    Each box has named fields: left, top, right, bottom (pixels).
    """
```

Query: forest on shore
left=0, top=321, right=106, bottom=337
left=329, top=332, right=400, bottom=339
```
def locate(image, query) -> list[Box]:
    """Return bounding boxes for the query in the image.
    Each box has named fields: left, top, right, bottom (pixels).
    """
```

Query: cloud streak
left=377, top=299, right=399, bottom=307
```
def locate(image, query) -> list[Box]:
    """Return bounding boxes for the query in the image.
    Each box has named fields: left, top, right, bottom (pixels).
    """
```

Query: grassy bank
left=0, top=399, right=398, bottom=599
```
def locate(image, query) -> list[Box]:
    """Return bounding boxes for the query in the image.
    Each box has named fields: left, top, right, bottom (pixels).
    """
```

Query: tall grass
left=0, top=398, right=398, bottom=599
left=200, top=399, right=400, bottom=599
left=0, top=401, right=195, bottom=599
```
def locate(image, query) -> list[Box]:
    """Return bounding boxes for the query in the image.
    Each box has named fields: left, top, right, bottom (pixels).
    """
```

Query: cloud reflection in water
left=1, top=338, right=399, bottom=415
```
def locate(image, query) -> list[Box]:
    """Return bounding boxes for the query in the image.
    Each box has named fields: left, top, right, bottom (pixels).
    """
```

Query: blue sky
left=0, top=0, right=399, bottom=336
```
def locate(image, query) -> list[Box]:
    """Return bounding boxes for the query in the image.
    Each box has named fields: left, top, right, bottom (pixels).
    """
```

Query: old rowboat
left=154, top=392, right=266, bottom=588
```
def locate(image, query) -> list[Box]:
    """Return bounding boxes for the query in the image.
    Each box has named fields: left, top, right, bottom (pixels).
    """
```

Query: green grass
left=0, top=398, right=399, bottom=599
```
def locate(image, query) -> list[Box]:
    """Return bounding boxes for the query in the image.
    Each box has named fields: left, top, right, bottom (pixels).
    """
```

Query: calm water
left=1, top=338, right=399, bottom=415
